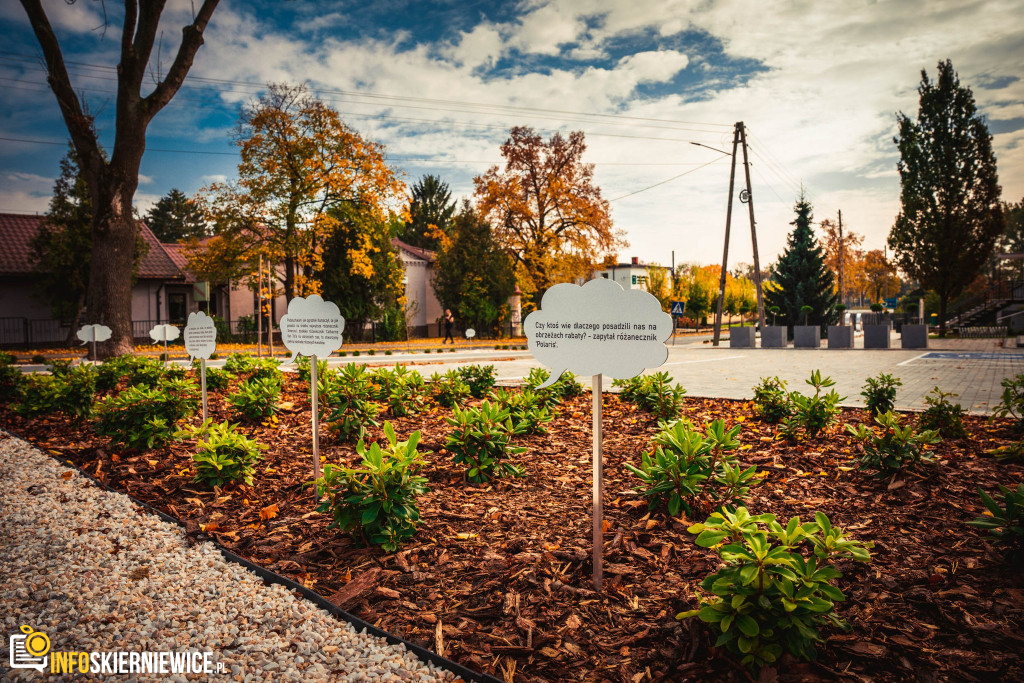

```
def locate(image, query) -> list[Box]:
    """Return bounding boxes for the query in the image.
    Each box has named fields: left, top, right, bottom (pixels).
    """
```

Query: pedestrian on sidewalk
left=442, top=309, right=455, bottom=344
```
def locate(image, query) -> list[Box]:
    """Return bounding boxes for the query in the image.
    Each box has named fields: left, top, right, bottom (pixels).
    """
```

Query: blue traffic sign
left=670, top=300, right=686, bottom=316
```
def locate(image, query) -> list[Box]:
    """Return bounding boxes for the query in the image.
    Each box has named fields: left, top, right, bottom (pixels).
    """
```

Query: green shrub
left=455, top=364, right=497, bottom=398
left=992, top=374, right=1024, bottom=433
left=96, top=382, right=199, bottom=450
left=967, top=483, right=1024, bottom=564
left=0, top=351, right=16, bottom=365
left=96, top=354, right=165, bottom=391
left=752, top=376, right=791, bottom=423
left=202, top=367, right=234, bottom=392
left=679, top=507, right=872, bottom=671
left=489, top=387, right=553, bottom=435
left=325, top=363, right=380, bottom=442
left=223, top=352, right=258, bottom=374
left=626, top=419, right=757, bottom=517
left=918, top=387, right=967, bottom=439
left=190, top=421, right=266, bottom=487
left=227, top=377, right=281, bottom=421
left=31, top=353, right=46, bottom=364
left=613, top=371, right=686, bottom=420
left=861, top=372, right=902, bottom=415
left=48, top=359, right=74, bottom=376
left=0, top=362, right=21, bottom=403
left=248, top=358, right=283, bottom=387
left=524, top=367, right=584, bottom=410
left=780, top=370, right=844, bottom=441
left=445, top=400, right=527, bottom=483
left=845, top=410, right=940, bottom=475
left=14, top=365, right=96, bottom=419
left=315, top=422, right=429, bottom=551
left=429, top=370, right=471, bottom=408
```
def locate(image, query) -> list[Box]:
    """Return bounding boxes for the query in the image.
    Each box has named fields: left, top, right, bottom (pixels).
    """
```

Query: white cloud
left=615, top=51, right=689, bottom=84
left=0, top=172, right=52, bottom=214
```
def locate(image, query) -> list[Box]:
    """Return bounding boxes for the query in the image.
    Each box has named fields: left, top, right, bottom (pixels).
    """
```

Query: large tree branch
left=19, top=0, right=103, bottom=180
left=143, top=0, right=220, bottom=122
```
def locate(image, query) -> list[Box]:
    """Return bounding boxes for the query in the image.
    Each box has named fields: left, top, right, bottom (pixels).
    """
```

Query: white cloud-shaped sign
left=149, top=324, right=180, bottom=343
left=280, top=294, right=346, bottom=363
left=76, top=323, right=111, bottom=345
left=184, top=311, right=217, bottom=361
left=525, top=278, right=672, bottom=387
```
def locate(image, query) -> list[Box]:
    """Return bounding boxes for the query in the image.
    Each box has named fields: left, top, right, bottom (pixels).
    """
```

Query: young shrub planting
left=992, top=374, right=1024, bottom=433
left=780, top=370, right=844, bottom=442
left=14, top=365, right=97, bottom=419
left=455, top=364, right=497, bottom=398
left=861, top=372, right=902, bottom=415
left=679, top=507, right=873, bottom=671
left=325, top=363, right=381, bottom=442
left=489, top=387, right=553, bottom=435
left=223, top=352, right=258, bottom=375
left=967, top=483, right=1024, bottom=564
left=48, top=358, right=74, bottom=376
left=917, top=387, right=967, bottom=439
left=0, top=356, right=21, bottom=403
left=248, top=358, right=284, bottom=387
left=227, top=377, right=281, bottom=421
left=846, top=410, right=940, bottom=475
left=96, top=354, right=165, bottom=391
left=752, top=376, right=791, bottom=423
left=445, top=400, right=527, bottom=483
left=626, top=419, right=757, bottom=516
left=613, top=371, right=687, bottom=420
left=191, top=421, right=266, bottom=487
left=429, top=370, right=472, bottom=409
left=202, top=367, right=235, bottom=392
left=524, top=367, right=584, bottom=411
left=315, top=422, right=429, bottom=551
left=96, top=380, right=199, bottom=450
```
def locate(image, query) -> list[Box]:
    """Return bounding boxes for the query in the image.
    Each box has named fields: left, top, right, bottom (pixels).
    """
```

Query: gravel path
left=0, top=431, right=458, bottom=682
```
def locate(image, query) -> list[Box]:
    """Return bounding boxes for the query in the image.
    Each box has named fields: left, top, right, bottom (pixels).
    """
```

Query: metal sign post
left=592, top=373, right=604, bottom=592
left=311, top=354, right=320, bottom=482
left=200, top=358, right=208, bottom=421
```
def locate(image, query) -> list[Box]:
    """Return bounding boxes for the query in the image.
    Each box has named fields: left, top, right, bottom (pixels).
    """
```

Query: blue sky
left=1, top=0, right=1022, bottom=269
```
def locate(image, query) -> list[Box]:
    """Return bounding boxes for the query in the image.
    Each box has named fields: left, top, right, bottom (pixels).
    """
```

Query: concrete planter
left=761, top=326, right=787, bottom=348
left=794, top=325, right=821, bottom=348
left=729, top=327, right=756, bottom=348
left=901, top=324, right=929, bottom=349
left=827, top=325, right=854, bottom=349
left=863, top=324, right=891, bottom=349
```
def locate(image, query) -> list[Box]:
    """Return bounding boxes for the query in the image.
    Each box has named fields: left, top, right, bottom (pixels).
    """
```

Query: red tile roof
left=0, top=212, right=187, bottom=281
left=161, top=243, right=198, bottom=284
left=391, top=237, right=436, bottom=263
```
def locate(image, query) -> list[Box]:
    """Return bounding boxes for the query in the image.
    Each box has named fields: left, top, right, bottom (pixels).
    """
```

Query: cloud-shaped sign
left=280, top=294, right=346, bottom=363
left=76, top=324, right=111, bottom=345
left=149, top=324, right=180, bottom=343
left=184, top=311, right=217, bottom=361
left=524, top=278, right=672, bottom=387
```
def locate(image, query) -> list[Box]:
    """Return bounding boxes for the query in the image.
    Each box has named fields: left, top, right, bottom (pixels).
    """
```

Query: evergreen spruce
left=145, top=188, right=208, bottom=242
left=403, top=175, right=456, bottom=250
left=764, top=194, right=839, bottom=333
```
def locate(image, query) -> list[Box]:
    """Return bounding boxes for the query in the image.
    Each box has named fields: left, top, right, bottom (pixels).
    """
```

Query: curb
left=6, top=430, right=499, bottom=683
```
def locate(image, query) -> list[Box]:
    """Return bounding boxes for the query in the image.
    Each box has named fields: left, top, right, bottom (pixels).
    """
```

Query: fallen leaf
left=260, top=503, right=280, bottom=521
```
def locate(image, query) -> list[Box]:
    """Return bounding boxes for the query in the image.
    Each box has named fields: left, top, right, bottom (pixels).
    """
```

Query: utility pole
left=838, top=210, right=844, bottom=308
left=713, top=126, right=741, bottom=346
left=714, top=122, right=766, bottom=345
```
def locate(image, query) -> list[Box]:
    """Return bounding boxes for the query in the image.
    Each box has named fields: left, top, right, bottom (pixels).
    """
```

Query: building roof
left=0, top=212, right=187, bottom=281
left=161, top=243, right=198, bottom=284
left=391, top=237, right=436, bottom=263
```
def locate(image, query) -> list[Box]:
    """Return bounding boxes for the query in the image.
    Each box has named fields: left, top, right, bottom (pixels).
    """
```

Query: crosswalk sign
left=670, top=300, right=685, bottom=316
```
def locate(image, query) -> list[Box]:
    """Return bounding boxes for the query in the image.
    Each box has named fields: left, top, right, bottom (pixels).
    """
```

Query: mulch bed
left=2, top=371, right=1023, bottom=682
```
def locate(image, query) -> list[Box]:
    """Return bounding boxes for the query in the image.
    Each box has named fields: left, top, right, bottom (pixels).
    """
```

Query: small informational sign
left=184, top=311, right=218, bottom=422
left=280, top=295, right=346, bottom=486
left=76, top=323, right=111, bottom=362
left=149, top=324, right=180, bottom=367
left=524, top=278, right=672, bottom=591
left=465, top=328, right=476, bottom=339
left=670, top=300, right=686, bottom=316
left=280, top=295, right=346, bottom=365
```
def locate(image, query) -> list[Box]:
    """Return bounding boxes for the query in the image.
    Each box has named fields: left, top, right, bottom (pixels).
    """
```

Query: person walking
left=442, top=309, right=455, bottom=344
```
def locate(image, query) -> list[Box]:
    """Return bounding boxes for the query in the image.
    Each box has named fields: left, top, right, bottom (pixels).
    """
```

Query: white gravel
left=0, top=430, right=459, bottom=682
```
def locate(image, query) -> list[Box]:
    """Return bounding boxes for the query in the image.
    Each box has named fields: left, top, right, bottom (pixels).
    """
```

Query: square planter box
left=827, top=325, right=854, bottom=349
left=863, top=324, right=891, bottom=349
left=901, top=323, right=929, bottom=349
left=729, top=327, right=756, bottom=348
left=761, top=326, right=787, bottom=348
left=794, top=325, right=821, bottom=348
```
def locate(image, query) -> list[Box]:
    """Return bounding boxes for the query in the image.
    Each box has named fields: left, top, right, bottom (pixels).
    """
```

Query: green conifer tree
left=764, top=194, right=839, bottom=333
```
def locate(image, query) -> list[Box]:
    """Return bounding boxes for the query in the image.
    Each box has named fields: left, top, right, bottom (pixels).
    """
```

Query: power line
left=608, top=156, right=726, bottom=202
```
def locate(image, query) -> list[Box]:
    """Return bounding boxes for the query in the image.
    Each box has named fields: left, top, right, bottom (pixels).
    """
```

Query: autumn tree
left=474, top=126, right=624, bottom=300
left=432, top=202, right=516, bottom=337
left=677, top=264, right=720, bottom=328
left=20, top=0, right=220, bottom=357
left=316, top=204, right=407, bottom=341
left=888, top=59, right=1003, bottom=336
left=146, top=189, right=208, bottom=242
left=403, top=175, right=456, bottom=251
left=196, top=84, right=406, bottom=300
left=862, top=249, right=901, bottom=303
left=819, top=217, right=864, bottom=303
left=642, top=264, right=672, bottom=312
left=764, top=195, right=839, bottom=330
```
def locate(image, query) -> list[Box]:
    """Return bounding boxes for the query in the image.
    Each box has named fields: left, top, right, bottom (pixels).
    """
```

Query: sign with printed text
left=183, top=311, right=217, bottom=361
left=524, top=278, right=673, bottom=387
left=280, top=295, right=346, bottom=363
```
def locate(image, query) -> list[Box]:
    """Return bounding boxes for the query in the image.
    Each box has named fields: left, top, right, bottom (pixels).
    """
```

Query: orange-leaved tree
left=818, top=218, right=864, bottom=303
left=193, top=83, right=406, bottom=301
left=474, top=127, right=625, bottom=300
